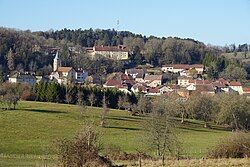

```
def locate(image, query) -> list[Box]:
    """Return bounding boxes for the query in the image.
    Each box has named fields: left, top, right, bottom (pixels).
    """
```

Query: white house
left=144, top=75, right=162, bottom=87
left=157, top=85, right=173, bottom=95
left=9, top=73, right=37, bottom=86
left=131, top=83, right=147, bottom=94
left=125, top=69, right=146, bottom=80
left=162, top=64, right=204, bottom=74
left=177, top=76, right=191, bottom=87
left=229, top=82, right=243, bottom=95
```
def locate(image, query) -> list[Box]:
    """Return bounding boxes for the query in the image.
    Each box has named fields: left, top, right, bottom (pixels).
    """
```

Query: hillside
left=221, top=52, right=250, bottom=62
left=0, top=101, right=231, bottom=158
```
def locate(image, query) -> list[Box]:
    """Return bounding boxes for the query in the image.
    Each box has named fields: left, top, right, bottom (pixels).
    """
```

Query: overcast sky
left=0, top=0, right=249, bottom=46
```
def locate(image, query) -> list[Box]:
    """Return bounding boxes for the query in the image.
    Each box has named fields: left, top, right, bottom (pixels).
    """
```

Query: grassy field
left=221, top=52, right=250, bottom=62
left=0, top=101, right=232, bottom=166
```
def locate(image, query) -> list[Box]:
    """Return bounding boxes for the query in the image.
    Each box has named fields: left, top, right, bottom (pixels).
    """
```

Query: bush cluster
left=207, top=132, right=250, bottom=158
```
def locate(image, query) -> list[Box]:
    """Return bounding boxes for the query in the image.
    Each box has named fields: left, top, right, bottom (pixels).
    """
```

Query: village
left=7, top=45, right=250, bottom=99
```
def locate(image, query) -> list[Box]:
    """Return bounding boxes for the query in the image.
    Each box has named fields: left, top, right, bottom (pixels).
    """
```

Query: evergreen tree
left=7, top=48, right=14, bottom=71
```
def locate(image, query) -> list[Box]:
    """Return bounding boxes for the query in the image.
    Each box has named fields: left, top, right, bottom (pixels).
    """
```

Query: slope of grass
left=0, top=101, right=231, bottom=160
left=221, top=52, right=250, bottom=62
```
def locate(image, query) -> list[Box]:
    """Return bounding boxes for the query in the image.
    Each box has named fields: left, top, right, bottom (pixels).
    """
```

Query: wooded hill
left=0, top=27, right=249, bottom=78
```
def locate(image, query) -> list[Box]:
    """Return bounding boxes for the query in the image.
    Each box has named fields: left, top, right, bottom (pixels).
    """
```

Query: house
left=90, top=45, right=128, bottom=60
left=157, top=85, right=173, bottom=95
left=75, top=68, right=88, bottom=84
left=144, top=75, right=162, bottom=87
left=50, top=67, right=76, bottom=84
left=131, top=83, right=147, bottom=94
left=162, top=64, right=189, bottom=73
left=125, top=69, right=146, bottom=81
left=228, top=82, right=243, bottom=95
left=191, top=64, right=204, bottom=74
left=123, top=79, right=136, bottom=90
left=103, top=79, right=123, bottom=88
left=243, top=87, right=250, bottom=98
left=162, top=64, right=204, bottom=74
left=177, top=76, right=191, bottom=87
left=8, top=73, right=37, bottom=86
left=212, top=81, right=229, bottom=93
left=195, top=84, right=215, bottom=95
left=147, top=88, right=161, bottom=96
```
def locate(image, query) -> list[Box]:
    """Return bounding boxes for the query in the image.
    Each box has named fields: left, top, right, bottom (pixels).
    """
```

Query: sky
left=0, top=0, right=249, bottom=46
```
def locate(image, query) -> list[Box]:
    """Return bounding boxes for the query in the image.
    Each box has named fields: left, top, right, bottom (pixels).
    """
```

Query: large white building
left=88, top=45, right=129, bottom=60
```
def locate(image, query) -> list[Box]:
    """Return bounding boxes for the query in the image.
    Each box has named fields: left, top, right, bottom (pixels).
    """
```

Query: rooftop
left=57, top=67, right=73, bottom=72
left=94, top=45, right=128, bottom=52
left=144, top=74, right=162, bottom=81
left=229, top=82, right=242, bottom=86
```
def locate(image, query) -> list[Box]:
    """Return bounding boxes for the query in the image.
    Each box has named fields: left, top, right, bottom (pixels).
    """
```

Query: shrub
left=21, top=90, right=36, bottom=101
left=55, top=126, right=112, bottom=167
left=207, top=132, right=250, bottom=158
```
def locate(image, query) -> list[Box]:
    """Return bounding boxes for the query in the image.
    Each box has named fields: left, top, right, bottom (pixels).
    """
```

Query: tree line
left=31, top=82, right=137, bottom=109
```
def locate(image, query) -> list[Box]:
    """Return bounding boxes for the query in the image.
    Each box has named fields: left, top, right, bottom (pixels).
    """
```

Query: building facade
left=92, top=45, right=129, bottom=60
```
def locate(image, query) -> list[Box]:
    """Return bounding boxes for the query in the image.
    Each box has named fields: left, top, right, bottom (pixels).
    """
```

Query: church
left=50, top=51, right=76, bottom=84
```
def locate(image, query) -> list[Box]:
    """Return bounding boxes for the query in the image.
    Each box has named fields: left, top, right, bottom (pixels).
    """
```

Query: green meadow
left=0, top=101, right=231, bottom=166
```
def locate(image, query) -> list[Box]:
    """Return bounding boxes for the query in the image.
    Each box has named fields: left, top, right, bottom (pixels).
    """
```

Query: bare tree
left=117, top=96, right=123, bottom=110
left=143, top=98, right=181, bottom=165
left=88, top=92, right=96, bottom=107
left=137, top=94, right=151, bottom=114
left=77, top=91, right=87, bottom=117
left=100, top=93, right=109, bottom=127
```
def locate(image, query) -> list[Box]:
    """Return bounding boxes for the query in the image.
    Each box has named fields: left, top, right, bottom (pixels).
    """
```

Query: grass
left=115, top=158, right=250, bottom=167
left=221, top=52, right=250, bottom=62
left=0, top=101, right=232, bottom=166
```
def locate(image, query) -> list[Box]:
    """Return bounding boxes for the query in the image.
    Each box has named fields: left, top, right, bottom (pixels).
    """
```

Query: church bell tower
left=53, top=51, right=62, bottom=71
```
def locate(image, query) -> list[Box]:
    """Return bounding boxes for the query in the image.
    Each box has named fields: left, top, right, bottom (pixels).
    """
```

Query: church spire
left=53, top=51, right=61, bottom=71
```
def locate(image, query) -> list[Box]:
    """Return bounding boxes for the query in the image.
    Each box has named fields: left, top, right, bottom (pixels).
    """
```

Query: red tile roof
left=196, top=84, right=215, bottom=92
left=121, top=74, right=133, bottom=80
left=104, top=79, right=123, bottom=87
left=57, top=67, right=73, bottom=72
left=148, top=88, right=159, bottom=93
left=132, top=83, right=147, bottom=91
left=229, top=82, right=242, bottom=86
left=243, top=87, right=250, bottom=92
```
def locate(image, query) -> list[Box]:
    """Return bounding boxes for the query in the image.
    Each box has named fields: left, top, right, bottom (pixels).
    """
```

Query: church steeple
left=53, top=51, right=61, bottom=71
